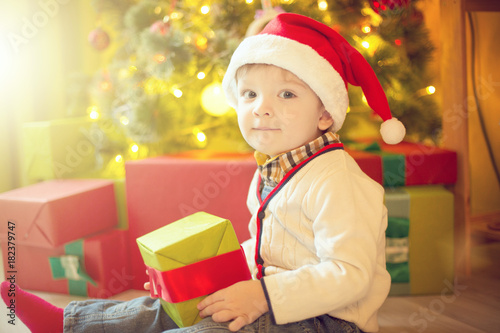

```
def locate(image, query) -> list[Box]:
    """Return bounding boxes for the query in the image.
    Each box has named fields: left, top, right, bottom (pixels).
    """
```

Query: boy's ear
left=318, top=110, right=334, bottom=131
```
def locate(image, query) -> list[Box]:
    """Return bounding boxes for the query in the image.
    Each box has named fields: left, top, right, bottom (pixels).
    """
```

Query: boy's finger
left=228, top=317, right=247, bottom=332
left=197, top=292, right=220, bottom=310
left=198, top=297, right=226, bottom=318
left=211, top=309, right=235, bottom=323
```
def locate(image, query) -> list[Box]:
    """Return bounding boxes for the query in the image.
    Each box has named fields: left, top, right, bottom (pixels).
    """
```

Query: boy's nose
left=253, top=98, right=273, bottom=117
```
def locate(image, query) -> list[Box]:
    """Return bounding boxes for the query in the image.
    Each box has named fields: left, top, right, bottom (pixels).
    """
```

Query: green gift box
left=136, top=212, right=251, bottom=327
left=385, top=186, right=454, bottom=295
left=21, top=117, right=96, bottom=185
left=113, top=178, right=129, bottom=230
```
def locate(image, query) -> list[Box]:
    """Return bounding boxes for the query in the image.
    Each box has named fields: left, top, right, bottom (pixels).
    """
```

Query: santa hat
left=222, top=13, right=406, bottom=144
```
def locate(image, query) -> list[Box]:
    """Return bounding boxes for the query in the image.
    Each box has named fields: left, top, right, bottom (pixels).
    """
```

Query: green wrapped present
left=113, top=178, right=129, bottom=230
left=136, top=212, right=251, bottom=327
left=21, top=117, right=96, bottom=185
left=385, top=186, right=454, bottom=295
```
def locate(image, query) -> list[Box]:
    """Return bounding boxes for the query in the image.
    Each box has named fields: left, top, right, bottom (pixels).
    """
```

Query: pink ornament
left=88, top=27, right=110, bottom=51
left=150, top=20, right=170, bottom=35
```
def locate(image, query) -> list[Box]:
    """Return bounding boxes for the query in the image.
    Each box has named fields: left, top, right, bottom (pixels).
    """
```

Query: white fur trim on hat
left=222, top=34, right=348, bottom=133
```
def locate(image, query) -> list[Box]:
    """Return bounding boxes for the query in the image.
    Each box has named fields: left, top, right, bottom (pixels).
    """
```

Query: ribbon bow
left=49, top=240, right=97, bottom=296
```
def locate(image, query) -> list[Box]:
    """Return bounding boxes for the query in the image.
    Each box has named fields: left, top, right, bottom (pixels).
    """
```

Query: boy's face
left=236, top=65, right=333, bottom=157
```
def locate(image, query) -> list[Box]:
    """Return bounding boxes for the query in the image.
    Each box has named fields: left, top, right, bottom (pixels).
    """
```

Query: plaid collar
left=255, top=131, right=341, bottom=187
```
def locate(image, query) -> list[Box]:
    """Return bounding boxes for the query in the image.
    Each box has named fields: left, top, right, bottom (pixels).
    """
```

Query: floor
left=377, top=239, right=500, bottom=333
left=1, top=240, right=499, bottom=333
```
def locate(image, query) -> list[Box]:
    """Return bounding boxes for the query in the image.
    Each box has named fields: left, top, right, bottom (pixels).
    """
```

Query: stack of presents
left=0, top=118, right=456, bottom=325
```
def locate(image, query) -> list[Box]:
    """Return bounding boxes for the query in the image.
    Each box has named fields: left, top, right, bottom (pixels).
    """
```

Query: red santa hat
left=222, top=13, right=406, bottom=144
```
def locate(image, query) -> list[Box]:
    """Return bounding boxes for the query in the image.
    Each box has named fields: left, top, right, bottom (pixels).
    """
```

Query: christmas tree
left=76, top=0, right=439, bottom=171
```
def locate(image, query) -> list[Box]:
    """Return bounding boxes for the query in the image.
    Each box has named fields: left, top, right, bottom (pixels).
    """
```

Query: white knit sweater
left=241, top=146, right=390, bottom=332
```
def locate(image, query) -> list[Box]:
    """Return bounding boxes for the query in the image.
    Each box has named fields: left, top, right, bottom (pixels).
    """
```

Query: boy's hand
left=144, top=269, right=150, bottom=291
left=144, top=269, right=156, bottom=297
left=197, top=280, right=268, bottom=332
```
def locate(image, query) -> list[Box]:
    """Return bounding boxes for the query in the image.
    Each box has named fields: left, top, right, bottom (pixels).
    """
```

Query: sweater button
left=257, top=211, right=265, bottom=220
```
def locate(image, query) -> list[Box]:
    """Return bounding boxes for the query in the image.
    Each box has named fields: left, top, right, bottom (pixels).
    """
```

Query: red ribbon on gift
left=147, top=248, right=251, bottom=303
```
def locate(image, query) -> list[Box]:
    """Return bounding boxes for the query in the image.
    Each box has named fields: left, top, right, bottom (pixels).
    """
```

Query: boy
left=1, top=13, right=405, bottom=333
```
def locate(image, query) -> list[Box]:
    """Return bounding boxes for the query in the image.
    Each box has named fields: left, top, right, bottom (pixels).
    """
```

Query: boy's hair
left=235, top=64, right=256, bottom=82
left=235, top=63, right=270, bottom=82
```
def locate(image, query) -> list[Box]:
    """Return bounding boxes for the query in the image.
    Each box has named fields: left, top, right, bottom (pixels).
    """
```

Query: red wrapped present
left=0, top=179, right=118, bottom=248
left=125, top=151, right=256, bottom=289
left=1, top=229, right=131, bottom=298
left=345, top=140, right=457, bottom=186
left=379, top=141, right=457, bottom=186
left=344, top=149, right=383, bottom=184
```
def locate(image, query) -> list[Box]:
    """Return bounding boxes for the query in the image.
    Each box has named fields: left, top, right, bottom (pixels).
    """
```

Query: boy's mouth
left=253, top=127, right=280, bottom=131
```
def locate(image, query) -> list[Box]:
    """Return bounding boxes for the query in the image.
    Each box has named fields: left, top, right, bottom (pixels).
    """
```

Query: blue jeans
left=64, top=296, right=362, bottom=333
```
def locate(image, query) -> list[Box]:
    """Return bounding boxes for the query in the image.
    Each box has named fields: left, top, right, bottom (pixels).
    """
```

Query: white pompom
left=380, top=118, right=406, bottom=144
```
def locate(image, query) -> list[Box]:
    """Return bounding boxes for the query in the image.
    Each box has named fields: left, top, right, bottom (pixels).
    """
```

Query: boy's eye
left=242, top=90, right=257, bottom=99
left=279, top=91, right=296, bottom=99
